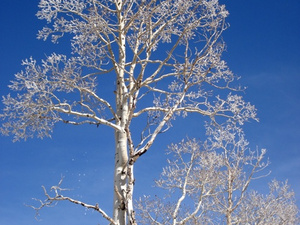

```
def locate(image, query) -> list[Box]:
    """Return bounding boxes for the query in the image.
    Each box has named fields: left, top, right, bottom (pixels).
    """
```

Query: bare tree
left=0, top=1, right=257, bottom=224
left=136, top=123, right=299, bottom=224
left=207, top=123, right=270, bottom=225
left=136, top=138, right=225, bottom=225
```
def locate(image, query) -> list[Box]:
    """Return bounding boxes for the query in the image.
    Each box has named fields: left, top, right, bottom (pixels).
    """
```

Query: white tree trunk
left=113, top=1, right=130, bottom=223
left=113, top=129, right=128, bottom=224
left=127, top=163, right=136, bottom=224
left=226, top=170, right=233, bottom=225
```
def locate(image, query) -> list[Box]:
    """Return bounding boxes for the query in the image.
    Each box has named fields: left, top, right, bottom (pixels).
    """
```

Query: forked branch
left=27, top=178, right=116, bottom=225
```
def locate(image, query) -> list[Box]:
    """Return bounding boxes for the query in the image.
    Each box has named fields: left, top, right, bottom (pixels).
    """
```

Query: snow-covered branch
left=28, top=178, right=116, bottom=225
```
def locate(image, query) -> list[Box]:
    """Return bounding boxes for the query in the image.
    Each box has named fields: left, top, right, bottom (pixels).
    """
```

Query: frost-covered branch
left=28, top=178, right=116, bottom=225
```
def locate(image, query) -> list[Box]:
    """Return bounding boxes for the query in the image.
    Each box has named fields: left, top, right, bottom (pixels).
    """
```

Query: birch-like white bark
left=112, top=1, right=129, bottom=223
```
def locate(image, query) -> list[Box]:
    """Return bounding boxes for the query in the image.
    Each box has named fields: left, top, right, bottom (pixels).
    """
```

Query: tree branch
left=28, top=178, right=116, bottom=225
left=53, top=106, right=122, bottom=131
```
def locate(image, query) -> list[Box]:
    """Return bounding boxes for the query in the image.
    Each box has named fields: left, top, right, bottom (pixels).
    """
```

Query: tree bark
left=226, top=170, right=233, bottom=225
left=113, top=1, right=130, bottom=224
left=113, top=129, right=128, bottom=224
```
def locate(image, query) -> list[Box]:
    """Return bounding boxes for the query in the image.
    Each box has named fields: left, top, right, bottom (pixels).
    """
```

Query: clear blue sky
left=0, top=1, right=299, bottom=224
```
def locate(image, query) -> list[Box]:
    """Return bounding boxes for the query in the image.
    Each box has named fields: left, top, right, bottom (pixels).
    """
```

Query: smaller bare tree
left=136, top=138, right=223, bottom=225
left=136, top=123, right=299, bottom=225
left=206, top=123, right=270, bottom=225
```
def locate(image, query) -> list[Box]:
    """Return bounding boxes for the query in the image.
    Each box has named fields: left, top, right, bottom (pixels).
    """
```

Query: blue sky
left=0, top=0, right=299, bottom=224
